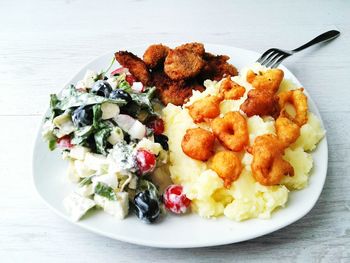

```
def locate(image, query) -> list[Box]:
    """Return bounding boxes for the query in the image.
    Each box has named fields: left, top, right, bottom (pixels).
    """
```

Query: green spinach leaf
left=94, top=182, right=117, bottom=201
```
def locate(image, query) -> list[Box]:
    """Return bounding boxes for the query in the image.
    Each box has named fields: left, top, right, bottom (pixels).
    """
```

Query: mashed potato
left=162, top=64, right=324, bottom=221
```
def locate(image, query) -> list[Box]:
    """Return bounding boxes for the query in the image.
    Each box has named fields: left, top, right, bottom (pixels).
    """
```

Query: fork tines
left=257, top=48, right=290, bottom=68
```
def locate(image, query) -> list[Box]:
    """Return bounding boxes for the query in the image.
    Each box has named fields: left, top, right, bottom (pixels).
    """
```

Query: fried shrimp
left=181, top=128, right=215, bottom=161
left=210, top=151, right=242, bottom=188
left=278, top=88, right=308, bottom=126
left=115, top=51, right=151, bottom=85
left=275, top=116, right=300, bottom=147
left=211, top=111, right=249, bottom=152
left=143, top=44, right=170, bottom=69
left=251, top=134, right=294, bottom=186
left=187, top=95, right=222, bottom=123
left=164, top=49, right=205, bottom=80
left=240, top=89, right=280, bottom=118
left=246, top=69, right=284, bottom=93
left=219, top=77, right=246, bottom=100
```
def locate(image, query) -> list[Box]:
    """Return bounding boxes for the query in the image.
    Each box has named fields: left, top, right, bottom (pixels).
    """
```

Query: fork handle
left=292, top=30, right=340, bottom=53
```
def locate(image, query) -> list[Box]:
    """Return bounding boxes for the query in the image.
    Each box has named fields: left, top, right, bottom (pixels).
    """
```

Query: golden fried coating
left=240, top=89, right=280, bottom=118
left=187, top=95, right=222, bottom=123
left=211, top=111, right=249, bottom=152
left=115, top=51, right=151, bottom=85
left=198, top=53, right=238, bottom=81
left=219, top=77, right=246, bottom=100
left=210, top=151, right=242, bottom=188
left=164, top=49, right=205, bottom=80
left=278, top=88, right=308, bottom=126
left=181, top=128, right=215, bottom=161
left=246, top=69, right=284, bottom=93
left=175, top=42, right=205, bottom=56
left=275, top=116, right=300, bottom=147
left=251, top=134, right=294, bottom=186
left=143, top=44, right=170, bottom=69
left=152, top=70, right=204, bottom=105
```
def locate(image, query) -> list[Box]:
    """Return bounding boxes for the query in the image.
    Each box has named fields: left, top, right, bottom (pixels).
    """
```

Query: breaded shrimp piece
left=278, top=88, right=308, bottom=126
left=115, top=51, right=151, bottom=85
left=176, top=42, right=205, bottom=56
left=275, top=116, right=300, bottom=147
left=143, top=44, right=170, bottom=69
left=240, top=89, right=280, bottom=118
left=181, top=128, right=215, bottom=161
left=246, top=69, right=284, bottom=93
left=210, top=151, right=242, bottom=188
left=251, top=134, right=294, bottom=186
left=211, top=111, right=249, bottom=152
left=164, top=49, right=205, bottom=80
left=219, top=76, right=246, bottom=100
left=187, top=95, right=222, bottom=123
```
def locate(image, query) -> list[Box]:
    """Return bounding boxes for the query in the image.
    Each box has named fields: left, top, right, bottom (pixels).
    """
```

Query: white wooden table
left=1, top=0, right=349, bottom=262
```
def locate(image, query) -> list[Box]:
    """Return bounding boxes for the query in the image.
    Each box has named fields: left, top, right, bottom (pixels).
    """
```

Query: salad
left=42, top=62, right=186, bottom=223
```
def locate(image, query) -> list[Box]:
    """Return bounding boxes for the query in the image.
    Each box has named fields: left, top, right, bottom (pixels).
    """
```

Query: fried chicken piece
left=115, top=51, right=151, bottom=85
left=187, top=95, right=222, bottom=123
left=240, top=89, right=280, bottom=118
left=151, top=69, right=198, bottom=105
left=175, top=42, right=205, bottom=56
left=198, top=53, right=238, bottom=81
left=246, top=69, right=284, bottom=93
left=164, top=49, right=205, bottom=80
left=159, top=85, right=194, bottom=105
left=143, top=44, right=170, bottom=69
left=181, top=128, right=215, bottom=161
left=219, top=77, right=246, bottom=100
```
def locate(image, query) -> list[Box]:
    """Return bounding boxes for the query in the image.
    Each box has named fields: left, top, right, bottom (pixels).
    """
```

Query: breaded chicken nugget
left=115, top=51, right=151, bottom=85
left=240, top=89, right=280, bottom=118
left=175, top=42, right=205, bottom=56
left=199, top=53, right=238, bottom=81
left=181, top=128, right=215, bottom=161
left=143, top=44, right=170, bottom=69
left=164, top=49, right=205, bottom=80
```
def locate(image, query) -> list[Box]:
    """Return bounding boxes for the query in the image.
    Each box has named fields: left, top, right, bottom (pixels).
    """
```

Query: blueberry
left=134, top=190, right=160, bottom=223
left=72, top=105, right=93, bottom=127
left=91, top=80, right=112, bottom=97
left=109, top=89, right=132, bottom=102
left=154, top=134, right=169, bottom=150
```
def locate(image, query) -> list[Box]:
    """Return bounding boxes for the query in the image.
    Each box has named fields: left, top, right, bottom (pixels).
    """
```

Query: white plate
left=32, top=44, right=328, bottom=248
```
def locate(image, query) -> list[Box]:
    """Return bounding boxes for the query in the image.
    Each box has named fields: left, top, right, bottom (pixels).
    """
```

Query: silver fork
left=257, top=30, right=340, bottom=68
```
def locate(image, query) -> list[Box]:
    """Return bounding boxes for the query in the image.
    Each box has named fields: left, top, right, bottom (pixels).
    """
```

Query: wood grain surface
left=0, top=0, right=349, bottom=262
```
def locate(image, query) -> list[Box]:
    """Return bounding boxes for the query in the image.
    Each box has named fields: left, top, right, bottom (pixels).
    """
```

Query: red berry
left=125, top=74, right=136, bottom=86
left=148, top=118, right=164, bottom=135
left=163, top=185, right=191, bottom=214
left=136, top=149, right=156, bottom=175
left=57, top=135, right=73, bottom=149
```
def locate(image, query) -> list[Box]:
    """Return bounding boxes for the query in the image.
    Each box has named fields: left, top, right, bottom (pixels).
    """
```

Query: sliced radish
left=114, top=114, right=136, bottom=132
left=128, top=120, right=146, bottom=139
left=110, top=67, right=129, bottom=76
left=126, top=75, right=136, bottom=86
left=131, top=82, right=144, bottom=93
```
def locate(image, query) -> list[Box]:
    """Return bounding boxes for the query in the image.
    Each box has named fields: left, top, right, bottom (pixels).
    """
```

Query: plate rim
left=32, top=43, right=328, bottom=248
